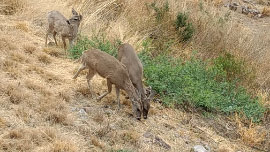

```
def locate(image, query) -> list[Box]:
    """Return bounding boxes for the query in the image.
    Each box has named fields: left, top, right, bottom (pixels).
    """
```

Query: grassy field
left=0, top=0, right=270, bottom=151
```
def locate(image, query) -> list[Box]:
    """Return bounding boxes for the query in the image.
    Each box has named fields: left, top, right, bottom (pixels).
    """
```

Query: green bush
left=68, top=35, right=121, bottom=59
left=175, top=12, right=194, bottom=42
left=176, top=13, right=188, bottom=28
left=139, top=48, right=264, bottom=122
left=213, top=53, right=254, bottom=83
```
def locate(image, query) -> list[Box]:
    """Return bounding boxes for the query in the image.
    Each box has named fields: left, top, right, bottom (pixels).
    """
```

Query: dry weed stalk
left=235, top=114, right=266, bottom=147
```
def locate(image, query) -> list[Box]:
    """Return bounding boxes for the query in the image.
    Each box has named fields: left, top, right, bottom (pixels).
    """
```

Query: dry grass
left=0, top=0, right=25, bottom=15
left=0, top=128, right=75, bottom=152
left=36, top=96, right=71, bottom=125
left=5, top=84, right=29, bottom=104
left=0, top=37, right=17, bottom=50
left=262, top=7, right=270, bottom=16
left=38, top=53, right=52, bottom=64
left=9, top=51, right=29, bottom=63
left=24, top=79, right=53, bottom=96
left=52, top=140, right=78, bottom=152
left=41, top=72, right=61, bottom=84
left=58, top=89, right=71, bottom=102
left=26, top=64, right=45, bottom=74
left=2, top=58, right=18, bottom=71
left=15, top=22, right=29, bottom=32
left=15, top=107, right=32, bottom=123
left=8, top=130, right=23, bottom=139
left=96, top=124, right=112, bottom=138
left=120, top=130, right=140, bottom=146
left=92, top=112, right=104, bottom=125
left=75, top=84, right=92, bottom=97
left=47, top=111, right=69, bottom=125
left=43, top=47, right=64, bottom=57
left=23, top=44, right=36, bottom=54
left=122, top=98, right=131, bottom=106
left=0, top=0, right=269, bottom=151
left=0, top=117, right=6, bottom=128
left=90, top=136, right=104, bottom=149
left=235, top=114, right=267, bottom=147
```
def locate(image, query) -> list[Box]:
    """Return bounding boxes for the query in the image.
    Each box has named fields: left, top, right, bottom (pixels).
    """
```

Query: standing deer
left=118, top=43, right=155, bottom=119
left=73, top=49, right=143, bottom=120
left=45, top=8, right=82, bottom=50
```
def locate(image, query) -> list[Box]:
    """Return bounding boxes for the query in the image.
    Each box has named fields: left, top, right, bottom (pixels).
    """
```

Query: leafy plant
left=175, top=12, right=194, bottom=42
left=182, top=23, right=195, bottom=42
left=68, top=35, right=121, bottom=59
left=213, top=52, right=255, bottom=85
left=139, top=47, right=264, bottom=122
left=176, top=13, right=188, bottom=29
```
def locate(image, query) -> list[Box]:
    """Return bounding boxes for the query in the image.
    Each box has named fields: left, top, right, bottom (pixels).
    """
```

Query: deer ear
left=72, top=8, right=78, bottom=15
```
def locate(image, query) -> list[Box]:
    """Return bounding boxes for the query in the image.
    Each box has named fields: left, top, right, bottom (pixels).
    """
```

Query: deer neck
left=68, top=23, right=79, bottom=38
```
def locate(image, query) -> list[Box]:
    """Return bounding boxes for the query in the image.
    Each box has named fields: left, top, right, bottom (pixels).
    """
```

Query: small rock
left=143, top=131, right=154, bottom=138
left=257, top=14, right=263, bottom=18
left=192, top=145, right=208, bottom=152
left=79, top=109, right=87, bottom=116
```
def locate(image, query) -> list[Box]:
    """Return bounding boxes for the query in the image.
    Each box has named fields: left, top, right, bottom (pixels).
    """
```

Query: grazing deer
left=118, top=43, right=155, bottom=119
left=73, top=49, right=143, bottom=120
left=45, top=8, right=82, bottom=50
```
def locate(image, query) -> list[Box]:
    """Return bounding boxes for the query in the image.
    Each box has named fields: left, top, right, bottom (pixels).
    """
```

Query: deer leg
left=97, top=80, right=112, bottom=101
left=73, top=64, right=87, bottom=79
left=115, top=86, right=121, bottom=110
left=62, top=36, right=67, bottom=50
left=86, top=69, right=96, bottom=98
left=69, top=38, right=74, bottom=48
left=53, top=31, right=57, bottom=45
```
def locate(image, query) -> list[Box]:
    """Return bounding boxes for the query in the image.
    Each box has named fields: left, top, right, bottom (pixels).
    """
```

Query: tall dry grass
left=0, top=0, right=270, bottom=151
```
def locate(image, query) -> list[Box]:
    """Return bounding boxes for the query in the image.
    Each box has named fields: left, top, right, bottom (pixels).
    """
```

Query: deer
left=118, top=43, right=155, bottom=119
left=72, top=49, right=143, bottom=120
left=45, top=8, right=82, bottom=50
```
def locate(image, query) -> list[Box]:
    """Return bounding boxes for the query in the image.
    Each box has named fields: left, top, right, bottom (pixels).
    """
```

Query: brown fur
left=73, top=49, right=142, bottom=120
left=45, top=9, right=82, bottom=50
left=118, top=43, right=155, bottom=119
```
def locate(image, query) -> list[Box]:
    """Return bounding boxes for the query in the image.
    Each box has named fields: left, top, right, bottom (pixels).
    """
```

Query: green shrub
left=68, top=35, right=121, bottom=59
left=175, top=12, right=194, bottom=42
left=182, top=23, right=195, bottom=42
left=139, top=49, right=264, bottom=122
left=213, top=53, right=255, bottom=84
left=68, top=35, right=92, bottom=59
left=176, top=13, right=188, bottom=28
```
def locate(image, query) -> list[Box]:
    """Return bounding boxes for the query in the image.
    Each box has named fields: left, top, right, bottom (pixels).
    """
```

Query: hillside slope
left=0, top=0, right=267, bottom=151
